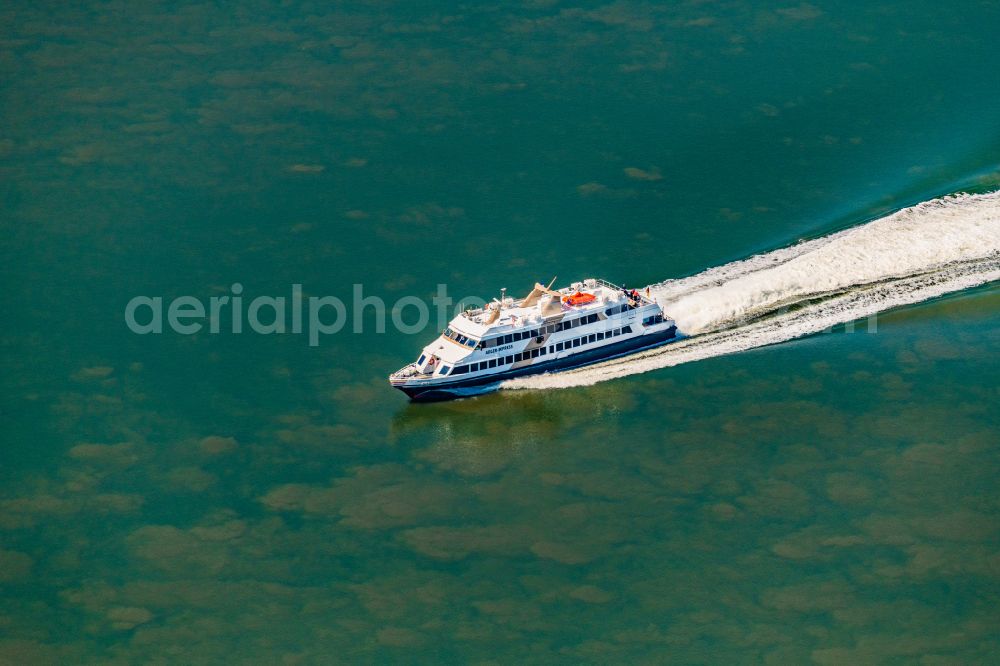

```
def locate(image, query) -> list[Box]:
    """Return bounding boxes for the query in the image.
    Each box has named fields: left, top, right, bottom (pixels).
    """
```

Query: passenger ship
left=389, top=278, right=679, bottom=401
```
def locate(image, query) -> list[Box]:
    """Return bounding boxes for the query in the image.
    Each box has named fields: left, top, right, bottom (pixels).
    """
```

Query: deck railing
left=590, top=278, right=655, bottom=305
left=591, top=278, right=622, bottom=291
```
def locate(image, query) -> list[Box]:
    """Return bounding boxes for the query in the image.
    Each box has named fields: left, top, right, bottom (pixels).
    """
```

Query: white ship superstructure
left=390, top=278, right=679, bottom=400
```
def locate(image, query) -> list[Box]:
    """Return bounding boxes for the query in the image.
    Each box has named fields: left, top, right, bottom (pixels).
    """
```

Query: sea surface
left=2, top=1, right=999, bottom=663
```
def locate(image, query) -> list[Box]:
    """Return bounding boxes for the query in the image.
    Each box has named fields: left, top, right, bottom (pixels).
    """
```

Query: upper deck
left=447, top=278, right=654, bottom=341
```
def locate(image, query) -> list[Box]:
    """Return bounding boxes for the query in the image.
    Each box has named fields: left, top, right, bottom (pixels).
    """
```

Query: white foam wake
left=503, top=191, right=1000, bottom=391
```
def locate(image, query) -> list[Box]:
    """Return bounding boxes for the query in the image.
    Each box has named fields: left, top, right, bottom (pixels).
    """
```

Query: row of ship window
left=478, top=313, right=601, bottom=348
left=445, top=306, right=635, bottom=350
left=441, top=327, right=477, bottom=348
left=447, top=325, right=632, bottom=375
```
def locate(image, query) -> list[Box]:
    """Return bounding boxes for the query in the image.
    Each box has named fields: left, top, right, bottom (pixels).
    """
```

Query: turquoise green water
left=2, top=1, right=999, bottom=662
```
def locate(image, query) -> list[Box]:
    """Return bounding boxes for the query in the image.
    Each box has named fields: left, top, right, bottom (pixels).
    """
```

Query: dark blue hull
left=398, top=326, right=679, bottom=401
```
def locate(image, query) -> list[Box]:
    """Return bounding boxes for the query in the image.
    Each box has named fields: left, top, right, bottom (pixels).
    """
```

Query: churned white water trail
left=503, top=191, right=1000, bottom=391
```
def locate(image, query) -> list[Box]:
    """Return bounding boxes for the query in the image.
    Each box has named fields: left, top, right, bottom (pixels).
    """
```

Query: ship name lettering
left=485, top=344, right=513, bottom=355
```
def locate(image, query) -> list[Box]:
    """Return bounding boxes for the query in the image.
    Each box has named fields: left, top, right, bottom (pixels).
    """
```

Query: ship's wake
left=502, top=191, right=1000, bottom=391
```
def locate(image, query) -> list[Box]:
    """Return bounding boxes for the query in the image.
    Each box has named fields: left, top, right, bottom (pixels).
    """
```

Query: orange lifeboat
left=562, top=291, right=596, bottom=306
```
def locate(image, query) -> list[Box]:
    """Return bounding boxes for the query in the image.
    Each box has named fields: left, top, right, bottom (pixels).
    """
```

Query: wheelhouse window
left=642, top=314, right=664, bottom=326
left=417, top=354, right=426, bottom=365
left=438, top=365, right=450, bottom=375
